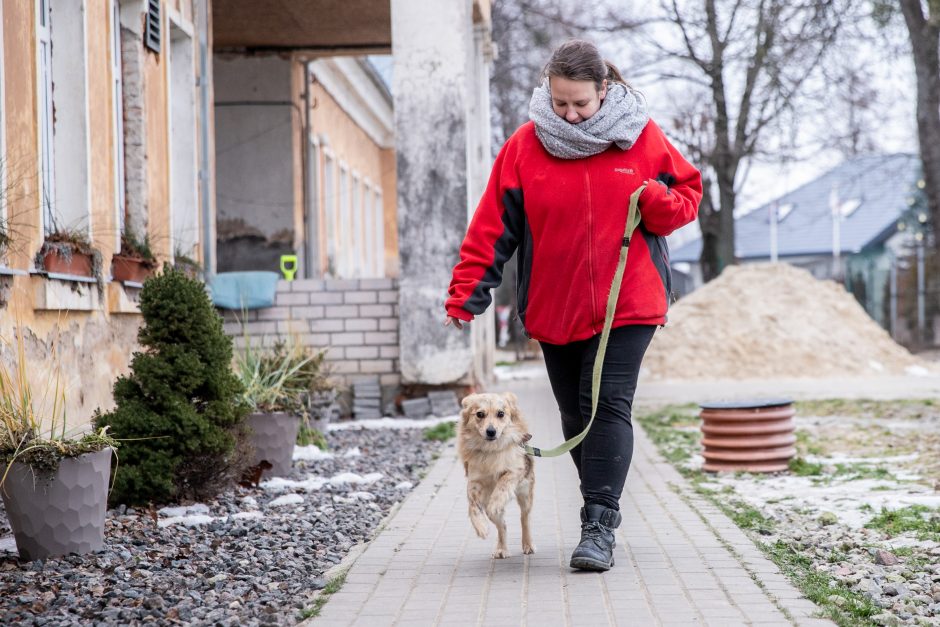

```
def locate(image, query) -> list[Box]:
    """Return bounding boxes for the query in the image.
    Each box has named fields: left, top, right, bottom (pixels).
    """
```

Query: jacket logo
left=614, top=167, right=635, bottom=175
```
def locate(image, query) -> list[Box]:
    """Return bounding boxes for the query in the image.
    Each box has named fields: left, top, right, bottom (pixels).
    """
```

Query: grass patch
left=762, top=540, right=879, bottom=627
left=423, top=420, right=456, bottom=442
left=864, top=505, right=940, bottom=541
left=795, top=398, right=937, bottom=420
left=832, top=463, right=894, bottom=481
left=297, top=425, right=329, bottom=449
left=299, top=570, right=348, bottom=620
left=635, top=406, right=700, bottom=466
left=724, top=501, right=775, bottom=533
left=788, top=456, right=824, bottom=476
left=795, top=430, right=825, bottom=456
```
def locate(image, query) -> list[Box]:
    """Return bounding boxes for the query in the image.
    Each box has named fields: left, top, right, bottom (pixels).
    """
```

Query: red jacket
left=446, top=119, right=702, bottom=345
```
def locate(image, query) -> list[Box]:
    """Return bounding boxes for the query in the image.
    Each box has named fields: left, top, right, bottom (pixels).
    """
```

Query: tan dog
left=458, top=392, right=536, bottom=558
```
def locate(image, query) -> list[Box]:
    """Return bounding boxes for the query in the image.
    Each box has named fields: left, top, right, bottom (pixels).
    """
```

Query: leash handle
left=525, top=183, right=646, bottom=458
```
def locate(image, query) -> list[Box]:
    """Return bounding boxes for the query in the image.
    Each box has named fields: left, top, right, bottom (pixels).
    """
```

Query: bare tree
left=489, top=0, right=580, bottom=151
left=638, top=0, right=854, bottom=281
left=895, top=0, right=940, bottom=245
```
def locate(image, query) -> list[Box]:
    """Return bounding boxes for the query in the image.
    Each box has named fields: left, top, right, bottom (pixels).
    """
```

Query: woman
left=444, top=39, right=702, bottom=571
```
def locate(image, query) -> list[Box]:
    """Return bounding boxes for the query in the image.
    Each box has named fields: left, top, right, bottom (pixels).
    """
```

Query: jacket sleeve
left=638, top=121, right=703, bottom=236
left=445, top=136, right=524, bottom=322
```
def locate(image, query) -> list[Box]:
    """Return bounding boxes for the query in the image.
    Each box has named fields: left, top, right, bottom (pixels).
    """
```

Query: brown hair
left=543, top=39, right=626, bottom=90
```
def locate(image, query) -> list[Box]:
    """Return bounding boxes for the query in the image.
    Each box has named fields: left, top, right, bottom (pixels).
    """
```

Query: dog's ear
left=459, top=395, right=475, bottom=425
left=502, top=392, right=520, bottom=420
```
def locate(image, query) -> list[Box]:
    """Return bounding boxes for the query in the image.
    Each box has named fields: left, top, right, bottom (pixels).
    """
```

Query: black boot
left=569, top=503, right=622, bottom=571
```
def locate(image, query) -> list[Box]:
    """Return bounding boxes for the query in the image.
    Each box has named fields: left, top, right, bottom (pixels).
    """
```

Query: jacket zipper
left=585, top=164, right=599, bottom=334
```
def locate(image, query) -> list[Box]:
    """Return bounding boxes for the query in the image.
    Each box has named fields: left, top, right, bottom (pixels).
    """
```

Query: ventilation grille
left=144, top=0, right=161, bottom=53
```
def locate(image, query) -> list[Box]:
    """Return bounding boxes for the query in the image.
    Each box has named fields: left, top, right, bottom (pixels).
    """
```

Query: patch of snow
left=158, top=503, right=210, bottom=518
left=493, top=364, right=546, bottom=381
left=157, top=514, right=216, bottom=528
left=395, top=481, right=414, bottom=490
left=714, top=474, right=940, bottom=528
left=269, top=494, right=304, bottom=507
left=0, top=536, right=17, bottom=553
left=260, top=471, right=384, bottom=493
left=329, top=472, right=383, bottom=486
left=868, top=360, right=884, bottom=372
left=906, top=365, right=930, bottom=377
left=230, top=511, right=263, bottom=521
left=343, top=447, right=362, bottom=458
left=348, top=491, right=376, bottom=501
left=260, top=476, right=328, bottom=493
left=328, top=416, right=457, bottom=431
left=293, top=446, right=335, bottom=461
left=239, top=496, right=259, bottom=509
left=804, top=452, right=921, bottom=465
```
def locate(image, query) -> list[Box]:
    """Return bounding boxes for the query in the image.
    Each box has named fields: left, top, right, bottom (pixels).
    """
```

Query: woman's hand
left=444, top=316, right=465, bottom=330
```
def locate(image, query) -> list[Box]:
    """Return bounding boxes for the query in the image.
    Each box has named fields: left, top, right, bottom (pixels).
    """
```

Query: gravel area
left=0, top=425, right=449, bottom=626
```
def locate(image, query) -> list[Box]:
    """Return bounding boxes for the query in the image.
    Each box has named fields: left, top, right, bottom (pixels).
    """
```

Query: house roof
left=671, top=153, right=922, bottom=263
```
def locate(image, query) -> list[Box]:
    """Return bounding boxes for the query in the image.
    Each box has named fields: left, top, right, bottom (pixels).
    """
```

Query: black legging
left=540, top=324, right=656, bottom=511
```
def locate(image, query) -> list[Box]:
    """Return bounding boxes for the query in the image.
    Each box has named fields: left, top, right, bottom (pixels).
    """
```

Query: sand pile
left=643, top=263, right=927, bottom=379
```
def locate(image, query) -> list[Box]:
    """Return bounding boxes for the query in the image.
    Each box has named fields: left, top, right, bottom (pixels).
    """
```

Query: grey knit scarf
left=528, top=80, right=649, bottom=159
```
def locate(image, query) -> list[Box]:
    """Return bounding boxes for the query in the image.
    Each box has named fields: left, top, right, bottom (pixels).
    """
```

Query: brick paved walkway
left=310, top=377, right=833, bottom=626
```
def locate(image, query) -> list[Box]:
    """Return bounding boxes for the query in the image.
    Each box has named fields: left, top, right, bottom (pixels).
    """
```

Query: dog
left=458, top=392, right=535, bottom=558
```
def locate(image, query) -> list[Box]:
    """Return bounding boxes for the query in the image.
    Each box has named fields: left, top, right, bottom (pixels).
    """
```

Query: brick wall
left=221, top=278, right=401, bottom=412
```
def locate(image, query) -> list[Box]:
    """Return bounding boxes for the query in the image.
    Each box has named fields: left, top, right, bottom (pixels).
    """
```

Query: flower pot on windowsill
left=1, top=447, right=113, bottom=561
left=112, top=255, right=155, bottom=283
left=42, top=249, right=94, bottom=277
left=246, top=412, right=302, bottom=478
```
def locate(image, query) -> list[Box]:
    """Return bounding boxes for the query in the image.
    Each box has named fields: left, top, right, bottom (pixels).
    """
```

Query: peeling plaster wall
left=213, top=55, right=295, bottom=274
left=392, top=0, right=489, bottom=385
left=0, top=280, right=140, bottom=432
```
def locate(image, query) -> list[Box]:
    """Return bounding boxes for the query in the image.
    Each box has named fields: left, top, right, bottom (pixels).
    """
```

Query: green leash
left=524, top=183, right=646, bottom=458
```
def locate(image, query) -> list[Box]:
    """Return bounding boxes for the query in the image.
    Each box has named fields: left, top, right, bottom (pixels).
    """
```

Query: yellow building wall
left=0, top=0, right=203, bottom=431
left=308, top=79, right=397, bottom=277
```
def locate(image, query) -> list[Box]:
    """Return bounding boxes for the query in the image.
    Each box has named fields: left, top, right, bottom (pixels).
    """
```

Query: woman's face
left=550, top=76, right=607, bottom=123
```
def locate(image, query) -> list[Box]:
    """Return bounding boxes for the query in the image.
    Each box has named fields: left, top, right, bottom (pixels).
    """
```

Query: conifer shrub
left=95, top=266, right=249, bottom=505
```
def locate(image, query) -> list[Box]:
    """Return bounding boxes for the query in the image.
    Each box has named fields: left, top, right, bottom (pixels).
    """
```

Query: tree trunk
left=699, top=164, right=738, bottom=282
left=697, top=179, right=722, bottom=281
left=900, top=0, right=940, bottom=245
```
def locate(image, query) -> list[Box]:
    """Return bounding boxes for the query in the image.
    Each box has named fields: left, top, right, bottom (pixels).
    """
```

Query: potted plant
left=233, top=339, right=323, bottom=478
left=0, top=327, right=117, bottom=561
left=112, top=231, right=157, bottom=283
left=34, top=228, right=102, bottom=279
left=173, top=247, right=203, bottom=279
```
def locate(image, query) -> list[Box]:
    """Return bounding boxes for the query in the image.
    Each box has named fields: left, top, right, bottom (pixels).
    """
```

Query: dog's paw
left=522, top=543, right=536, bottom=555
left=492, top=547, right=510, bottom=559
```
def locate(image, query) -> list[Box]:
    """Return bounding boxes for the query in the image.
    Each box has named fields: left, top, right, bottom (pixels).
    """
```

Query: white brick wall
left=222, top=278, right=401, bottom=396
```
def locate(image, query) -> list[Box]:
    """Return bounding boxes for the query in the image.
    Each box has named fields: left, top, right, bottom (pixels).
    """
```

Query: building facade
left=0, top=0, right=211, bottom=426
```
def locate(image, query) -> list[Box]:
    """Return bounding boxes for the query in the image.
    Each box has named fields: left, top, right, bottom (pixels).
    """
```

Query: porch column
left=392, top=0, right=485, bottom=385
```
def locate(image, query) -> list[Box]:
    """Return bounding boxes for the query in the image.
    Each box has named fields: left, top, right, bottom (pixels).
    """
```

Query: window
left=168, top=18, right=198, bottom=259
left=37, top=0, right=54, bottom=233
left=306, top=136, right=321, bottom=278
left=38, top=0, right=92, bottom=238
left=351, top=171, right=361, bottom=277
left=111, top=0, right=126, bottom=245
left=373, top=188, right=385, bottom=277
left=338, top=164, right=349, bottom=277
left=0, top=0, right=6, bottom=227
left=362, top=180, right=375, bottom=277
left=322, top=150, right=337, bottom=276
